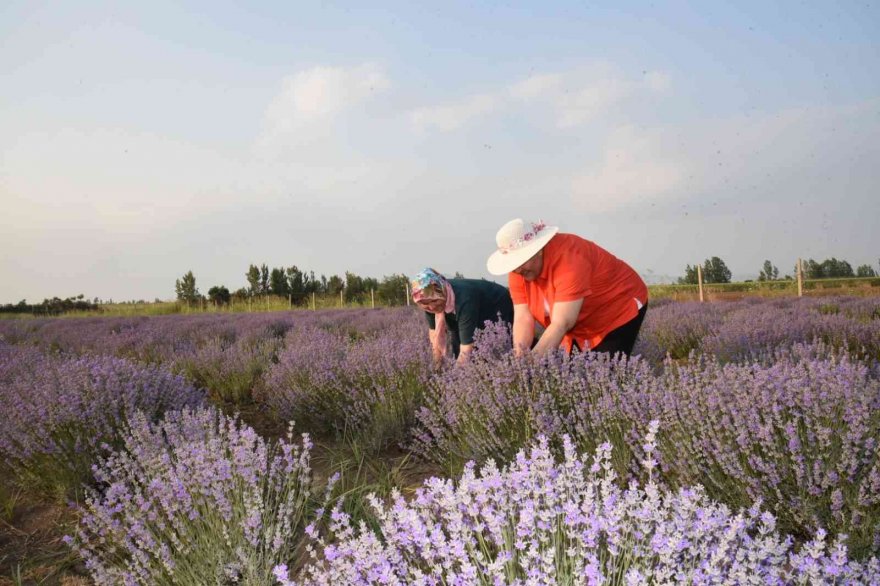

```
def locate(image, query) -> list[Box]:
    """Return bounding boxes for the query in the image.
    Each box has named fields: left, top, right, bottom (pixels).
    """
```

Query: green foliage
left=802, top=257, right=857, bottom=279
left=0, top=294, right=98, bottom=315
left=286, top=266, right=306, bottom=304
left=758, top=260, right=779, bottom=281
left=314, top=440, right=417, bottom=535
left=259, top=264, right=270, bottom=295
left=246, top=264, right=261, bottom=296
left=343, top=272, right=379, bottom=303
left=702, top=256, right=732, bottom=283
left=174, top=271, right=200, bottom=303
left=678, top=257, right=731, bottom=284
left=207, top=285, right=231, bottom=306
left=377, top=274, right=409, bottom=305
left=857, top=264, right=877, bottom=278
left=677, top=264, right=699, bottom=285
left=269, top=268, right=289, bottom=297
left=326, top=275, right=344, bottom=296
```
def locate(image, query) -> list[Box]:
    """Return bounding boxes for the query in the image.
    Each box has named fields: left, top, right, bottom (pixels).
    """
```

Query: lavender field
left=2, top=296, right=880, bottom=584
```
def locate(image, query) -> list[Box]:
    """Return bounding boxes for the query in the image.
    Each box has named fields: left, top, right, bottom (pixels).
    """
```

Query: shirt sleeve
left=424, top=312, right=436, bottom=330
left=508, top=273, right=528, bottom=305
left=552, top=255, right=592, bottom=302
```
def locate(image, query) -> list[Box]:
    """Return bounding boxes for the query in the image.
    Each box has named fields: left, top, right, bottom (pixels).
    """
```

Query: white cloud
left=556, top=78, right=632, bottom=128
left=263, top=63, right=390, bottom=131
left=508, top=73, right=562, bottom=100
left=509, top=66, right=673, bottom=128
left=571, top=126, right=685, bottom=212
left=403, top=64, right=672, bottom=135
left=408, top=94, right=498, bottom=133
left=643, top=71, right=672, bottom=93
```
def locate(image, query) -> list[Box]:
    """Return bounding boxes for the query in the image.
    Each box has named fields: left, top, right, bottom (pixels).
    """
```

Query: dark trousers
left=579, top=302, right=648, bottom=357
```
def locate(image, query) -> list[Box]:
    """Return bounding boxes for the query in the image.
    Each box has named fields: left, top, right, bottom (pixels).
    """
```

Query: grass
left=3, top=278, right=878, bottom=320
left=1, top=294, right=401, bottom=320
left=0, top=472, right=86, bottom=585
left=648, top=276, right=880, bottom=301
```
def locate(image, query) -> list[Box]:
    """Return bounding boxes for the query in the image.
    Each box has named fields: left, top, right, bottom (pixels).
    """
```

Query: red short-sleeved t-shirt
left=508, top=233, right=648, bottom=352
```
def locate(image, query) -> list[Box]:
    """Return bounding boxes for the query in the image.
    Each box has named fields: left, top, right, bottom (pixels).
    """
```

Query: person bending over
left=486, top=219, right=647, bottom=357
left=411, top=268, right=513, bottom=366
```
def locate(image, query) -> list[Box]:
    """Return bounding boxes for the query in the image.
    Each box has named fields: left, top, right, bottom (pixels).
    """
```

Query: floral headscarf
left=411, top=268, right=456, bottom=362
left=411, top=268, right=455, bottom=314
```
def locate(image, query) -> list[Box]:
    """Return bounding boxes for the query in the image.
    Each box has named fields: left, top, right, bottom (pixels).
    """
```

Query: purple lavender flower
left=0, top=341, right=205, bottom=497
left=67, top=406, right=313, bottom=585
left=280, top=432, right=880, bottom=584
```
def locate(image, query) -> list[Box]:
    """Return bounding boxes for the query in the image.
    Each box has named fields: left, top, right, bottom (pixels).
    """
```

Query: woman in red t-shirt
left=486, top=218, right=648, bottom=357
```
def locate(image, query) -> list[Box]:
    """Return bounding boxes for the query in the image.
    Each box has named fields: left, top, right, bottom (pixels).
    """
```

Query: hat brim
left=486, top=227, right=559, bottom=275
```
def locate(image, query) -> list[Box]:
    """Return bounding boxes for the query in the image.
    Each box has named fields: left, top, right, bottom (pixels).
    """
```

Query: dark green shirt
left=424, top=278, right=513, bottom=356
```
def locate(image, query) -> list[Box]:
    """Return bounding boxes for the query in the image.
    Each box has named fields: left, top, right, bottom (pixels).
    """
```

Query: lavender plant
left=262, top=316, right=432, bottom=453
left=415, top=342, right=880, bottom=556
left=278, top=427, right=880, bottom=585
left=66, top=407, right=313, bottom=586
left=172, top=334, right=280, bottom=405
left=0, top=342, right=204, bottom=498
left=413, top=350, right=655, bottom=477
left=654, top=345, right=880, bottom=556
left=632, top=301, right=722, bottom=363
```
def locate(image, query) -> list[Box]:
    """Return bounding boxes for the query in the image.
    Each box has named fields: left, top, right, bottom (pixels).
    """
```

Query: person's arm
left=532, top=299, right=583, bottom=355
left=424, top=312, right=445, bottom=366
left=427, top=329, right=446, bottom=365
left=512, top=303, right=535, bottom=357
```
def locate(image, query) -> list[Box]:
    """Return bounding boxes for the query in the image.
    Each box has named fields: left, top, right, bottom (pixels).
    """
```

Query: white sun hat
left=486, top=218, right=559, bottom=276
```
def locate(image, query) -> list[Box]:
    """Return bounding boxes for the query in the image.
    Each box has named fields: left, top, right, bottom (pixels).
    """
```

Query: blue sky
left=1, top=1, right=878, bottom=302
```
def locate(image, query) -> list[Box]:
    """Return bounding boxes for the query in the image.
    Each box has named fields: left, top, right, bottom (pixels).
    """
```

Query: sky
left=1, top=1, right=879, bottom=303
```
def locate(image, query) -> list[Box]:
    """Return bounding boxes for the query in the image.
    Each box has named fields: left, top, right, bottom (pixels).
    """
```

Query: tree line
left=678, top=256, right=878, bottom=285
left=175, top=264, right=412, bottom=307
left=0, top=294, right=99, bottom=315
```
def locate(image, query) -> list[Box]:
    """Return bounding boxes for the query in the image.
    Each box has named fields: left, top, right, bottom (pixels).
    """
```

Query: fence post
left=697, top=264, right=704, bottom=303
left=371, top=288, right=375, bottom=309
left=405, top=282, right=410, bottom=306
left=797, top=258, right=804, bottom=297
left=289, top=294, right=292, bottom=310
left=340, top=290, right=344, bottom=308
left=312, top=292, right=316, bottom=311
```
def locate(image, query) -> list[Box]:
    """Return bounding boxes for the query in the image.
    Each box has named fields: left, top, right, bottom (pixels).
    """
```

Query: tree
left=207, top=285, right=231, bottom=306
left=175, top=271, right=200, bottom=303
left=819, top=258, right=854, bottom=279
left=804, top=259, right=822, bottom=279
left=344, top=271, right=367, bottom=302
left=326, top=275, right=344, bottom=297
left=702, top=257, right=732, bottom=283
left=758, top=260, right=779, bottom=282
left=856, top=264, right=877, bottom=278
left=677, top=264, right=699, bottom=285
left=801, top=257, right=856, bottom=279
left=377, top=274, right=409, bottom=305
left=304, top=271, right=319, bottom=296
left=259, top=264, right=270, bottom=295
left=246, top=264, right=261, bottom=297
left=270, top=267, right=290, bottom=297
left=286, top=266, right=306, bottom=304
